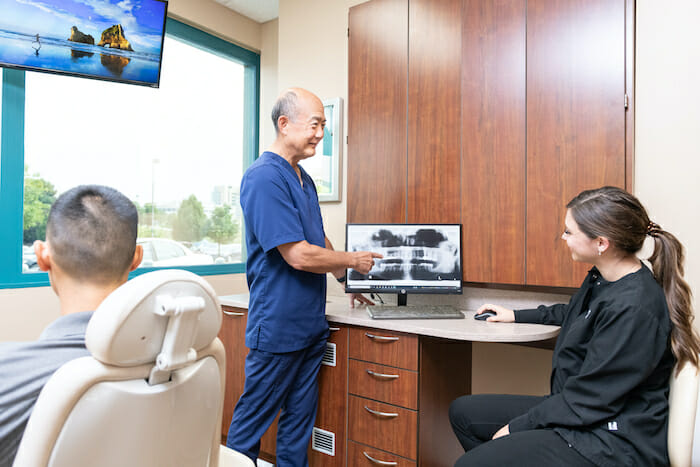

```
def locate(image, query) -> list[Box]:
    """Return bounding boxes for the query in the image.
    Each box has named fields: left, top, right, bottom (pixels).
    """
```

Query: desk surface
left=219, top=294, right=559, bottom=343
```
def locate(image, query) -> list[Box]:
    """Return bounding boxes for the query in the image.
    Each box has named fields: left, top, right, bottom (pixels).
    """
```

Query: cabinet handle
left=329, top=327, right=341, bottom=332
left=362, top=451, right=398, bottom=466
left=222, top=309, right=245, bottom=316
left=364, top=405, right=398, bottom=418
left=364, top=332, right=399, bottom=342
left=366, top=369, right=399, bottom=380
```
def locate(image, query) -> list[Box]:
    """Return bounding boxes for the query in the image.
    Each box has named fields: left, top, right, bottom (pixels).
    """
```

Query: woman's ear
left=597, top=237, right=611, bottom=255
left=34, top=240, right=52, bottom=272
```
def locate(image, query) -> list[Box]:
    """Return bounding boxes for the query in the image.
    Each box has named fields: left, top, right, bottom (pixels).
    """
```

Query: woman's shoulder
left=599, top=265, right=669, bottom=325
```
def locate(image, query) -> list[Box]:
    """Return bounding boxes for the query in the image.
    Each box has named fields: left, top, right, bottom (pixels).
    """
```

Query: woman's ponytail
left=648, top=226, right=700, bottom=373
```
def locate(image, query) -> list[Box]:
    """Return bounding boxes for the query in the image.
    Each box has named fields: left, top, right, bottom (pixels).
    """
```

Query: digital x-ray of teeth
left=346, top=225, right=461, bottom=283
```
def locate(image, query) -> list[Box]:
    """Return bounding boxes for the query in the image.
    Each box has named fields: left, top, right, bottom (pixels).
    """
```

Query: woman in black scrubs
left=450, top=186, right=699, bottom=467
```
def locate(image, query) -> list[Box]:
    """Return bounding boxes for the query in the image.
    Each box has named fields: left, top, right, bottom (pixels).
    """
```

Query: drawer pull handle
left=329, top=327, right=341, bottom=332
left=364, top=405, right=399, bottom=418
left=363, top=451, right=398, bottom=465
left=366, top=369, right=399, bottom=380
left=365, top=332, right=399, bottom=342
left=222, top=310, right=245, bottom=316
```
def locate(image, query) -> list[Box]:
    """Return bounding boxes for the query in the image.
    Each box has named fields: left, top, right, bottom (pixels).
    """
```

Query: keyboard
left=367, top=305, right=464, bottom=320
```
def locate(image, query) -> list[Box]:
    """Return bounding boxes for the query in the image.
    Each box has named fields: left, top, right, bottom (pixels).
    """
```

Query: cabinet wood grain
left=461, top=0, right=527, bottom=284
left=349, top=327, right=419, bottom=371
left=348, top=0, right=408, bottom=223
left=348, top=359, right=419, bottom=410
left=309, top=326, right=348, bottom=466
left=525, top=0, right=626, bottom=287
left=348, top=441, right=417, bottom=467
left=219, top=306, right=248, bottom=441
left=348, top=396, right=418, bottom=460
left=218, top=306, right=278, bottom=463
left=407, top=0, right=462, bottom=224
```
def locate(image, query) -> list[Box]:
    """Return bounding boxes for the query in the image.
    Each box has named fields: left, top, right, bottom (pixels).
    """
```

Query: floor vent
left=322, top=342, right=336, bottom=367
left=311, top=427, right=335, bottom=456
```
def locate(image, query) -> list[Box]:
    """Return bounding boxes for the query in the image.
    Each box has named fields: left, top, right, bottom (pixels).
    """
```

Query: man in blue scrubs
left=226, top=88, right=381, bottom=466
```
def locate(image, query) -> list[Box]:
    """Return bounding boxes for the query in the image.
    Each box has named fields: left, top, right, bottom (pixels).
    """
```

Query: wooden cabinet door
left=309, top=325, right=349, bottom=466
left=407, top=0, right=462, bottom=224
left=461, top=0, right=527, bottom=284
left=218, top=306, right=278, bottom=461
left=526, top=0, right=627, bottom=287
left=219, top=306, right=248, bottom=442
left=347, top=0, right=408, bottom=223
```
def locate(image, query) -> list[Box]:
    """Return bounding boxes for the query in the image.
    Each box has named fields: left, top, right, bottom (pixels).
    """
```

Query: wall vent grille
left=322, top=342, right=336, bottom=367
left=311, top=427, right=335, bottom=456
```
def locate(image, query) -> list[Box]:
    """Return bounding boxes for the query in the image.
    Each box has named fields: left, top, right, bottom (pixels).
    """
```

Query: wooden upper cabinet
left=347, top=0, right=408, bottom=224
left=407, top=0, right=462, bottom=224
left=347, top=0, right=632, bottom=288
left=461, top=0, right=527, bottom=284
left=526, top=0, right=627, bottom=287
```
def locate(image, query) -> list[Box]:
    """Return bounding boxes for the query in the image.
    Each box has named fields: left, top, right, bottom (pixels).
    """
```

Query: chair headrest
left=86, top=270, right=222, bottom=367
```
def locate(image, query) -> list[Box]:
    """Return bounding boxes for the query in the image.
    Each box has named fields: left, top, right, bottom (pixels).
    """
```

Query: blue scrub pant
left=226, top=338, right=327, bottom=467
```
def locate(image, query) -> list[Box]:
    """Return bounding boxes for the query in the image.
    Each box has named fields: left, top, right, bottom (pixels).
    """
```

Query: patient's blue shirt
left=240, top=151, right=329, bottom=353
left=0, top=311, right=92, bottom=467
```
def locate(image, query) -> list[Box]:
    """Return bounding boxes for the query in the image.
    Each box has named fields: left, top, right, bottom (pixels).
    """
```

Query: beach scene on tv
left=0, top=0, right=167, bottom=86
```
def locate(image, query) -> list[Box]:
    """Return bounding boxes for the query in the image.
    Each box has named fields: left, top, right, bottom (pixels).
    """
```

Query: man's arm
left=324, top=237, right=349, bottom=280
left=277, top=238, right=380, bottom=275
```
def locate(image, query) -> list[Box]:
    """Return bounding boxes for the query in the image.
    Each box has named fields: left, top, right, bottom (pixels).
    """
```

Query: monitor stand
left=397, top=290, right=408, bottom=307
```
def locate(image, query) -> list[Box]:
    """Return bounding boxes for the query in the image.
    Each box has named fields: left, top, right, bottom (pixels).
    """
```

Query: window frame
left=0, top=18, right=258, bottom=289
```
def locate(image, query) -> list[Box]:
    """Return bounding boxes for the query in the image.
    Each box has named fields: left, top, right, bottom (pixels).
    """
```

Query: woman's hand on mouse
left=476, top=304, right=515, bottom=322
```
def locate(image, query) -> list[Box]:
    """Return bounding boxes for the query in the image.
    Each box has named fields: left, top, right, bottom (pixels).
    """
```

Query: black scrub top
left=511, top=265, right=674, bottom=467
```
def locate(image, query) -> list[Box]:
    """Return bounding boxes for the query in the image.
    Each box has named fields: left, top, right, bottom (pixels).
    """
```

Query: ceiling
left=212, top=0, right=279, bottom=23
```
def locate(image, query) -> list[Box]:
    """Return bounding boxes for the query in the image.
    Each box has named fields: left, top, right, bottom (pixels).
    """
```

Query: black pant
left=449, top=394, right=596, bottom=467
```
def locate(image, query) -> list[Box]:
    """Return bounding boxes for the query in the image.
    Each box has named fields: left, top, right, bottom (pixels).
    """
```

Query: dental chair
left=13, top=270, right=254, bottom=467
left=668, top=358, right=700, bottom=467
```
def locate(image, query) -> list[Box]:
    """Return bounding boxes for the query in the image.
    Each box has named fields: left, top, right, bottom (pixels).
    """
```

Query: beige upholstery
left=668, top=360, right=700, bottom=467
left=13, top=270, right=253, bottom=467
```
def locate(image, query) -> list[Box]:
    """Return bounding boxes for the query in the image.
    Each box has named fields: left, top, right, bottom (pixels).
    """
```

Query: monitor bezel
left=344, top=223, right=463, bottom=295
left=0, top=0, right=169, bottom=88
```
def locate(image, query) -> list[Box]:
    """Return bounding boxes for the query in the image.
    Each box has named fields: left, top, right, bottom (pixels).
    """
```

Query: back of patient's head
left=47, top=185, right=138, bottom=285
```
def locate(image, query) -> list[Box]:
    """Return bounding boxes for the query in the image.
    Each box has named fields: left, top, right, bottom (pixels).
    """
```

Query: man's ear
left=277, top=115, right=289, bottom=134
left=34, top=240, right=52, bottom=272
left=130, top=244, right=143, bottom=271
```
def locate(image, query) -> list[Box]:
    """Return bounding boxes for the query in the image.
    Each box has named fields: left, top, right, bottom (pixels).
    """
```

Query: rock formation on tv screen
left=97, top=24, right=133, bottom=51
left=68, top=26, right=94, bottom=45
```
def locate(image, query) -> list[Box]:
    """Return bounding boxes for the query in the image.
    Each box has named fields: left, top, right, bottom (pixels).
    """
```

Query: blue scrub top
left=240, top=151, right=329, bottom=353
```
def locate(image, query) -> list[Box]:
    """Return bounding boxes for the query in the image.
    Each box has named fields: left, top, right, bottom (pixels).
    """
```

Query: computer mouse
left=474, top=310, right=497, bottom=321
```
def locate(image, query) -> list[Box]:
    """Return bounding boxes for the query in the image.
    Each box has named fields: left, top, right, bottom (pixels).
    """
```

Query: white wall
left=635, top=0, right=700, bottom=320
left=260, top=19, right=279, bottom=149
left=168, top=0, right=262, bottom=52
left=277, top=0, right=369, bottom=248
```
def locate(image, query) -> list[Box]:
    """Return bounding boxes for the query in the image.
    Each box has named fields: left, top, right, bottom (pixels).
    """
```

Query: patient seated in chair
left=0, top=185, right=142, bottom=466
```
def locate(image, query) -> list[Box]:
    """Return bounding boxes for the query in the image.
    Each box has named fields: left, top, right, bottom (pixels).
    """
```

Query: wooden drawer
left=348, top=441, right=416, bottom=467
left=349, top=327, right=418, bottom=370
left=348, top=396, right=417, bottom=460
left=348, top=359, right=418, bottom=410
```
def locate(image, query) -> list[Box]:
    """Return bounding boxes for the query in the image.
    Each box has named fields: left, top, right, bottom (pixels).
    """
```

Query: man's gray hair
left=271, top=90, right=299, bottom=134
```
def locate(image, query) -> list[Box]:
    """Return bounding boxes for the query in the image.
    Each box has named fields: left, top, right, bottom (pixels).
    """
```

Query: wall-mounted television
left=0, top=0, right=168, bottom=87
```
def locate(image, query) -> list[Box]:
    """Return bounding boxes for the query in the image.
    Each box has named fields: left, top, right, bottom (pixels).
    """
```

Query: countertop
left=219, top=293, right=559, bottom=343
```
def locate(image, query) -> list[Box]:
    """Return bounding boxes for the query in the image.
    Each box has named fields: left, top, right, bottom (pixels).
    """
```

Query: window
left=0, top=19, right=259, bottom=288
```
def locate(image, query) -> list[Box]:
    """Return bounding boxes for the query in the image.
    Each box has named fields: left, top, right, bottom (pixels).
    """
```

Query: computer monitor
left=345, top=223, right=462, bottom=306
